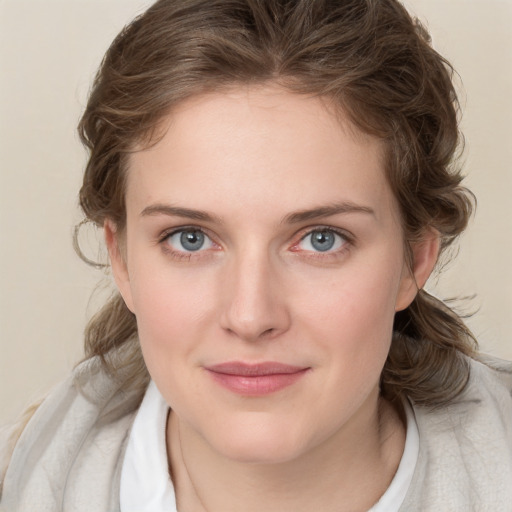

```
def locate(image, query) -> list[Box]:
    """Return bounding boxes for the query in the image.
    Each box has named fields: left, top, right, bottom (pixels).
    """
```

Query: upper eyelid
left=296, top=225, right=353, bottom=242
left=158, top=225, right=210, bottom=241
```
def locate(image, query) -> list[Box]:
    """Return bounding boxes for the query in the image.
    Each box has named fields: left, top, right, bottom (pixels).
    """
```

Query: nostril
left=223, top=325, right=278, bottom=342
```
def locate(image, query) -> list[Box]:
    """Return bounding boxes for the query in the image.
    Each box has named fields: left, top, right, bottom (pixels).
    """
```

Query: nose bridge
left=220, top=243, right=289, bottom=341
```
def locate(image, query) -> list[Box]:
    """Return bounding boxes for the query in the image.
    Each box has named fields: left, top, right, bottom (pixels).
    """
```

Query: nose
left=219, top=249, right=291, bottom=342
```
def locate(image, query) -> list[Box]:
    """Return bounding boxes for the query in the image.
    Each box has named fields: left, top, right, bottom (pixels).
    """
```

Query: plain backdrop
left=1, top=0, right=511, bottom=425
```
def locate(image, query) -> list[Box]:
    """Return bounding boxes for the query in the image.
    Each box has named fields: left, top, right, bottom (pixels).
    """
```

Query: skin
left=106, top=85, right=439, bottom=512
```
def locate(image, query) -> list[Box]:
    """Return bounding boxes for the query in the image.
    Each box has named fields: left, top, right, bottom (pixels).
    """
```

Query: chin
left=206, top=416, right=310, bottom=465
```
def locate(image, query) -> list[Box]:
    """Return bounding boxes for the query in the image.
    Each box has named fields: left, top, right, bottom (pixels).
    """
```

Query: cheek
left=298, top=260, right=400, bottom=332
left=293, top=258, right=401, bottom=371
left=129, top=243, right=217, bottom=322
left=131, top=277, right=211, bottom=409
left=128, top=264, right=217, bottom=370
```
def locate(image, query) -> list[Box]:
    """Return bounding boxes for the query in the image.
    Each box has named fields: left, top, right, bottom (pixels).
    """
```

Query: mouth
left=204, top=362, right=310, bottom=396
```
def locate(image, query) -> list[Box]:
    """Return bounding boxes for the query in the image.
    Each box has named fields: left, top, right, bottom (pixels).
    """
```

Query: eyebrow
left=140, top=201, right=374, bottom=224
left=282, top=202, right=375, bottom=224
left=140, top=204, right=222, bottom=223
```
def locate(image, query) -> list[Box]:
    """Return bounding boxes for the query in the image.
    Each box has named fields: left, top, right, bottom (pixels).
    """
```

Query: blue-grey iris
left=180, top=230, right=205, bottom=251
left=311, top=230, right=335, bottom=252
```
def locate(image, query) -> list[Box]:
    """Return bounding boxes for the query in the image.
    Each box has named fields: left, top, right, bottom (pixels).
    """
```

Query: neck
left=167, top=393, right=405, bottom=512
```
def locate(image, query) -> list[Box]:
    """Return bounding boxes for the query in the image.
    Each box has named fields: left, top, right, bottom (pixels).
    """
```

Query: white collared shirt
left=120, top=381, right=177, bottom=512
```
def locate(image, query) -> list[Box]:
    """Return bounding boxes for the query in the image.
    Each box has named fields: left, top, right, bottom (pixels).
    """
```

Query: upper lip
left=205, top=362, right=308, bottom=376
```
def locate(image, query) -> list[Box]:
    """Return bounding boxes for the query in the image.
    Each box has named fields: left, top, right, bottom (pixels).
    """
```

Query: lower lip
left=206, top=369, right=309, bottom=396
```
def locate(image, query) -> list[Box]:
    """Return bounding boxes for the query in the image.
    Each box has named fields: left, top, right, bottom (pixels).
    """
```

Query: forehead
left=126, top=85, right=395, bottom=222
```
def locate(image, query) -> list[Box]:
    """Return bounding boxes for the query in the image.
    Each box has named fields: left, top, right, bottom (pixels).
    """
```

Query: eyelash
left=157, top=225, right=354, bottom=261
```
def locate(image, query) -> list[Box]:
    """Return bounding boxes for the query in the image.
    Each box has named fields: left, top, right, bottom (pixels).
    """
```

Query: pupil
left=180, top=231, right=204, bottom=251
left=311, top=231, right=335, bottom=251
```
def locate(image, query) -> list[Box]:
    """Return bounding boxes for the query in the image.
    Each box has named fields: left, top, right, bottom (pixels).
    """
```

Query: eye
left=297, top=229, right=347, bottom=253
left=164, top=228, right=214, bottom=252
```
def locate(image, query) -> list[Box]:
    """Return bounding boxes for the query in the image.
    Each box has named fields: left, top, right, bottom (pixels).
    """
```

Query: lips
left=205, top=362, right=310, bottom=395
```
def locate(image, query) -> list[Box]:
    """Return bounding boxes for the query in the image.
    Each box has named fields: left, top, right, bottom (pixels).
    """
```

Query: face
left=108, top=85, right=433, bottom=464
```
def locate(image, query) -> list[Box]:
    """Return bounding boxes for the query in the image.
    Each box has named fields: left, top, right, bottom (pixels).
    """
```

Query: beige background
left=0, top=0, right=511, bottom=425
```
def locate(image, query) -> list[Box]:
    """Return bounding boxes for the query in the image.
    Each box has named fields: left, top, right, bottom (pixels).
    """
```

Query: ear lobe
left=395, top=231, right=440, bottom=312
left=104, top=219, right=135, bottom=313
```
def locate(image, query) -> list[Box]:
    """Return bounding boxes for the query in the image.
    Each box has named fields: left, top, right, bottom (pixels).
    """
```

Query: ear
left=104, top=219, right=135, bottom=313
left=395, top=230, right=440, bottom=312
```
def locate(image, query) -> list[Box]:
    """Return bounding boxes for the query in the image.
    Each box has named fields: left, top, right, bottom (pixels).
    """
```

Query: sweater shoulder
left=401, top=354, right=512, bottom=510
left=473, top=353, right=512, bottom=391
left=0, top=356, right=148, bottom=511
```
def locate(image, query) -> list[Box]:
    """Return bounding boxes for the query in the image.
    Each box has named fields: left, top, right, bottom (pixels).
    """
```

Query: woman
left=1, top=0, right=511, bottom=511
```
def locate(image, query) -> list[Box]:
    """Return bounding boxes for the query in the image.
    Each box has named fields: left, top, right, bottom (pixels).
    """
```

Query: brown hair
left=77, top=0, right=477, bottom=406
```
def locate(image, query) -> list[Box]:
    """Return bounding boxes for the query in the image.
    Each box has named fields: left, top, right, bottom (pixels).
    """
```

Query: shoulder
left=473, top=353, right=512, bottom=390
left=459, top=354, right=512, bottom=427
left=416, top=354, right=512, bottom=430
left=0, top=356, right=148, bottom=511
left=0, top=400, right=43, bottom=490
left=402, top=354, right=512, bottom=510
